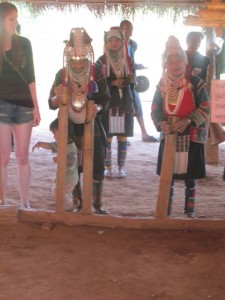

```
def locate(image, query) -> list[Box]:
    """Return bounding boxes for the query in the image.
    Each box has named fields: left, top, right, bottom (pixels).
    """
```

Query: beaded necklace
left=163, top=70, right=187, bottom=115
left=68, top=61, right=90, bottom=111
left=68, top=61, right=90, bottom=89
left=105, top=46, right=124, bottom=78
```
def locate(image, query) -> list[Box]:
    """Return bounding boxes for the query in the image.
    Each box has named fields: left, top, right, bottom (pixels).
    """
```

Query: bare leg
left=0, top=124, right=12, bottom=204
left=136, top=116, right=148, bottom=138
left=136, top=116, right=158, bottom=142
left=13, top=122, right=33, bottom=208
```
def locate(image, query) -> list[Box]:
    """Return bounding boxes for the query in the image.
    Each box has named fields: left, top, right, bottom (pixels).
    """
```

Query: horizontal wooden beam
left=0, top=205, right=18, bottom=224
left=18, top=209, right=225, bottom=231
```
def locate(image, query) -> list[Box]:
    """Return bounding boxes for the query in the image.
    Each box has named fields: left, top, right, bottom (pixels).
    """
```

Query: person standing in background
left=0, top=2, right=41, bottom=208
left=185, top=31, right=211, bottom=82
left=186, top=31, right=225, bottom=177
left=120, top=20, right=158, bottom=142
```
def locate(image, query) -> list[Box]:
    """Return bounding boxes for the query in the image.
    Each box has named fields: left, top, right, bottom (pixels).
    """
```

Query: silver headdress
left=162, top=35, right=188, bottom=68
left=63, top=28, right=97, bottom=115
left=64, top=27, right=93, bottom=62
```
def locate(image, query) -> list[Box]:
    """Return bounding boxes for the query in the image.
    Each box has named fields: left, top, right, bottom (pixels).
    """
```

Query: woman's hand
left=160, top=121, right=171, bottom=134
left=160, top=118, right=191, bottom=134
left=91, top=103, right=99, bottom=119
left=50, top=84, right=65, bottom=108
left=113, top=79, right=125, bottom=88
left=85, top=101, right=99, bottom=123
left=172, top=118, right=191, bottom=133
left=125, top=74, right=135, bottom=84
left=54, top=84, right=63, bottom=98
left=33, top=107, right=41, bottom=127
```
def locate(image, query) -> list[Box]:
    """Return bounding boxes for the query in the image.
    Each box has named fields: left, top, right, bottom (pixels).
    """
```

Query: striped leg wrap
left=184, top=187, right=196, bottom=214
left=105, top=141, right=112, bottom=168
left=167, top=185, right=174, bottom=216
left=117, top=141, right=127, bottom=167
left=93, top=180, right=103, bottom=209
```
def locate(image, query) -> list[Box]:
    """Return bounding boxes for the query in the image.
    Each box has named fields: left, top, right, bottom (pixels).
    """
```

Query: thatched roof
left=13, top=0, right=206, bottom=17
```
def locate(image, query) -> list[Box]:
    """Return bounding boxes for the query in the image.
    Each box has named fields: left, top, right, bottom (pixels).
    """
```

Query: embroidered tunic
left=48, top=64, right=110, bottom=138
left=48, top=63, right=111, bottom=182
left=151, top=75, right=210, bottom=179
left=96, top=55, right=135, bottom=137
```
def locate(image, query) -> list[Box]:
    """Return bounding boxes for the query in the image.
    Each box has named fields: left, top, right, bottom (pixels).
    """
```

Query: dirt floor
left=1, top=223, right=225, bottom=300
left=6, top=127, right=225, bottom=219
left=1, top=125, right=225, bottom=300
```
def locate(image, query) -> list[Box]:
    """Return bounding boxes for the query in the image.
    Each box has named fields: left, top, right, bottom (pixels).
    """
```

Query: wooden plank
left=205, top=137, right=219, bottom=164
left=184, top=16, right=225, bottom=27
left=185, top=20, right=225, bottom=27
left=207, top=3, right=225, bottom=11
left=82, top=101, right=95, bottom=215
left=205, top=64, right=219, bottom=164
left=55, top=93, right=69, bottom=212
left=154, top=117, right=179, bottom=218
left=18, top=209, right=225, bottom=231
left=198, top=9, right=225, bottom=20
left=0, top=205, right=18, bottom=224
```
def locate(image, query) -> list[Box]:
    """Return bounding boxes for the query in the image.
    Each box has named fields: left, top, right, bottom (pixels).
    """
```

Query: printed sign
left=211, top=80, right=225, bottom=123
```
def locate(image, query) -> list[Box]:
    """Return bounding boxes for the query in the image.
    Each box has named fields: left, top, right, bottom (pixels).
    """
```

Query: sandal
left=116, top=168, right=126, bottom=178
left=142, top=135, right=158, bottom=142
left=104, top=169, right=114, bottom=178
left=95, top=207, right=109, bottom=215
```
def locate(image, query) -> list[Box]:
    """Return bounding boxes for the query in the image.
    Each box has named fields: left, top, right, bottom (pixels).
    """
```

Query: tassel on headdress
left=89, top=45, right=98, bottom=93
left=89, top=64, right=98, bottom=93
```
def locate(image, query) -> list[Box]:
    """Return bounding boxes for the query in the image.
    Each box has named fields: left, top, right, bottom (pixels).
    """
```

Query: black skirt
left=156, top=140, right=206, bottom=180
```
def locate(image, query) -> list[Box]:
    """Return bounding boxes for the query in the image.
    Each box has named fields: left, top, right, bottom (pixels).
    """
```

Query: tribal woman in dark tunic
left=151, top=36, right=210, bottom=218
left=96, top=27, right=135, bottom=178
left=48, top=28, right=110, bottom=214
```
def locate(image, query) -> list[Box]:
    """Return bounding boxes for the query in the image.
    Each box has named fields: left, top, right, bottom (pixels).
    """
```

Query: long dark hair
left=0, top=2, right=24, bottom=72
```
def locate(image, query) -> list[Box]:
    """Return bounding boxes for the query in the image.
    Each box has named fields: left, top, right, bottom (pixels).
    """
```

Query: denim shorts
left=0, top=99, right=33, bottom=124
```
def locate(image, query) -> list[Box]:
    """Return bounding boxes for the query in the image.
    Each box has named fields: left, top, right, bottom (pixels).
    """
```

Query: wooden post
left=55, top=86, right=69, bottom=212
left=82, top=101, right=95, bottom=215
left=0, top=151, right=4, bottom=204
left=154, top=116, right=179, bottom=218
left=206, top=28, right=216, bottom=79
left=205, top=63, right=221, bottom=164
left=206, top=64, right=214, bottom=95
